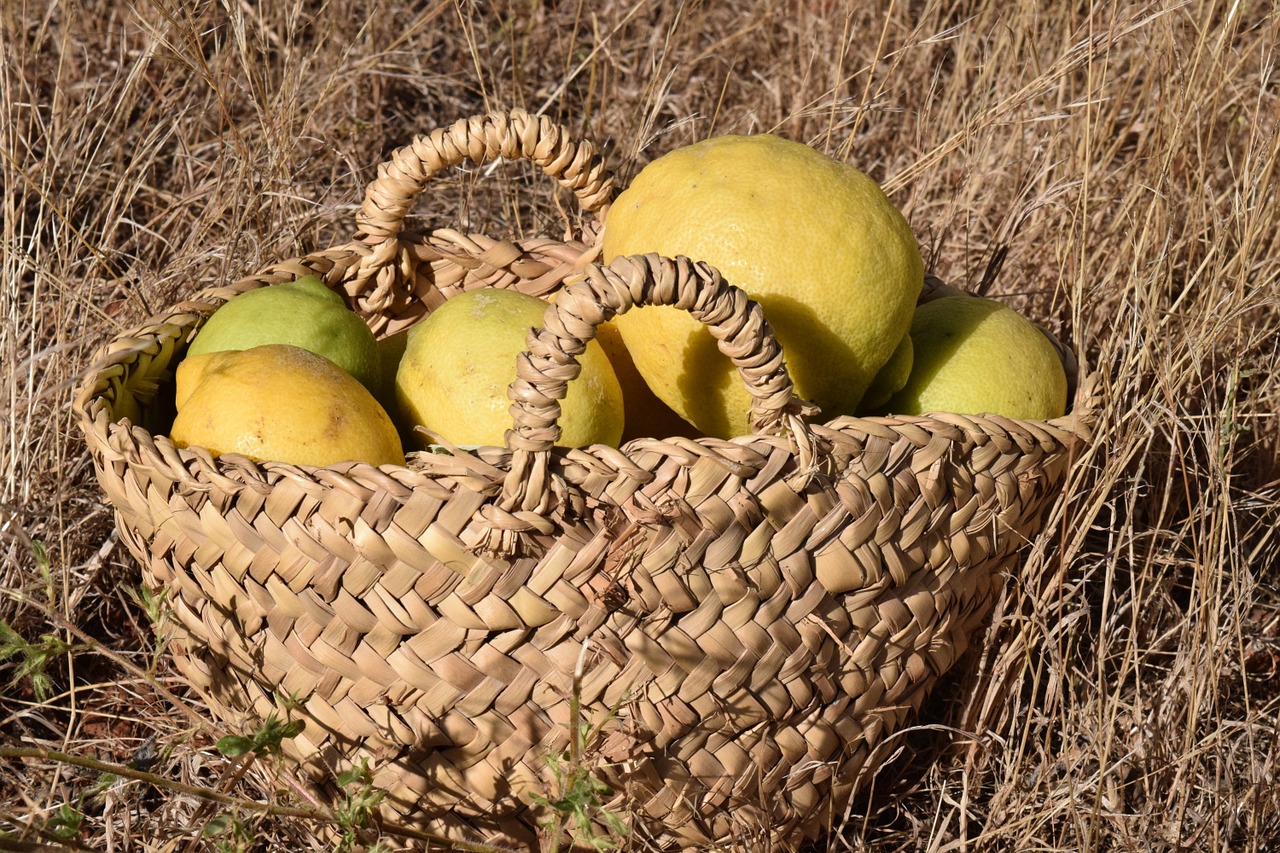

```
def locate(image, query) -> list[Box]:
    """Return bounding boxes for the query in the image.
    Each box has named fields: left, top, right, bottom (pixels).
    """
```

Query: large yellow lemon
left=171, top=344, right=404, bottom=467
left=187, top=275, right=381, bottom=393
left=883, top=296, right=1068, bottom=420
left=603, top=133, right=923, bottom=438
left=395, top=288, right=625, bottom=448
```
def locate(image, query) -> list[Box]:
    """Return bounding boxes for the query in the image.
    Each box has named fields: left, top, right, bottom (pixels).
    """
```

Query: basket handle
left=355, top=109, right=615, bottom=245
left=478, top=252, right=821, bottom=555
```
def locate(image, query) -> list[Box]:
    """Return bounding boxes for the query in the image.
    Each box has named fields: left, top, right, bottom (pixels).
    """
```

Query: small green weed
left=530, top=643, right=629, bottom=852
left=531, top=749, right=628, bottom=852
left=215, top=712, right=305, bottom=759
left=333, top=758, right=389, bottom=853
left=0, top=618, right=78, bottom=702
left=46, top=802, right=85, bottom=843
left=0, top=540, right=87, bottom=702
left=203, top=811, right=256, bottom=853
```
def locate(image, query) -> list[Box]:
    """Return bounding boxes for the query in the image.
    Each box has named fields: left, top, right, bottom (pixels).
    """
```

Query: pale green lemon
left=395, top=288, right=625, bottom=448
left=884, top=296, right=1068, bottom=420
left=187, top=275, right=380, bottom=393
left=374, top=327, right=411, bottom=411
left=858, top=332, right=914, bottom=412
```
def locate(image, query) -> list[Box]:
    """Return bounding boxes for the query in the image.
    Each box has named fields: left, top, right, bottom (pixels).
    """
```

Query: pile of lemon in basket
left=164, top=134, right=1067, bottom=467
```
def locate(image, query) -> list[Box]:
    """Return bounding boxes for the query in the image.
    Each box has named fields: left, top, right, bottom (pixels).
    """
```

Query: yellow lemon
left=603, top=133, right=923, bottom=438
left=187, top=275, right=381, bottom=393
left=595, top=320, right=699, bottom=441
left=883, top=296, right=1068, bottom=420
left=395, top=288, right=625, bottom=448
left=171, top=344, right=405, bottom=467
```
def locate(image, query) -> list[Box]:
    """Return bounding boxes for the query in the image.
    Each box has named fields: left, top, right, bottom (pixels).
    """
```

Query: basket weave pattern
left=75, top=110, right=1095, bottom=851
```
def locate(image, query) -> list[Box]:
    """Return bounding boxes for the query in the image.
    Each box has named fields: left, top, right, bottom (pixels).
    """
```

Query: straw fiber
left=75, top=110, right=1097, bottom=851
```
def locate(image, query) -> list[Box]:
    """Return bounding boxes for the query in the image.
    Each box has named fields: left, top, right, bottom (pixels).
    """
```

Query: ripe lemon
left=395, top=288, right=625, bottom=448
left=883, top=296, right=1068, bottom=420
left=171, top=344, right=405, bottom=467
left=603, top=133, right=923, bottom=438
left=595, top=320, right=699, bottom=441
left=187, top=275, right=381, bottom=393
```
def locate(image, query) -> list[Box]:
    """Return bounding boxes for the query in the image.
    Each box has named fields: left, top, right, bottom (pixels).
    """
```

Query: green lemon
left=858, top=333, right=914, bottom=412
left=884, top=296, right=1068, bottom=420
left=187, top=275, right=380, bottom=393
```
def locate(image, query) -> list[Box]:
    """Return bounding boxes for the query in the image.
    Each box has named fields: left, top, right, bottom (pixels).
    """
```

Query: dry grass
left=3, top=0, right=1278, bottom=850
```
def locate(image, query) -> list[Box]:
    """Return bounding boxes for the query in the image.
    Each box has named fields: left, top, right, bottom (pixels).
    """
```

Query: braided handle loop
left=356, top=109, right=614, bottom=244
left=480, top=252, right=820, bottom=554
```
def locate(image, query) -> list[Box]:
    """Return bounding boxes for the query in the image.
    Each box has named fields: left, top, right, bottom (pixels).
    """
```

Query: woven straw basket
left=75, top=110, right=1096, bottom=851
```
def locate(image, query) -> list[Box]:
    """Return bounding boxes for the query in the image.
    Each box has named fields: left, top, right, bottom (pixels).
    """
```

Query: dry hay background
left=2, top=1, right=1279, bottom=850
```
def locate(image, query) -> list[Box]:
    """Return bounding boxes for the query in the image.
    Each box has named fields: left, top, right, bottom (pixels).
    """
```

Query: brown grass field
left=3, top=0, right=1279, bottom=850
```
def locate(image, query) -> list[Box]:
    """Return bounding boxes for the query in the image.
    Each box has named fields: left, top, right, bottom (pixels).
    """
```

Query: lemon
left=187, top=275, right=381, bottom=393
left=377, top=328, right=411, bottom=385
left=171, top=344, right=405, bottom=467
left=373, top=327, right=411, bottom=409
left=595, top=320, right=699, bottom=441
left=603, top=133, right=923, bottom=438
left=395, top=288, right=625, bottom=448
left=883, top=296, right=1068, bottom=420
left=858, top=332, right=914, bottom=412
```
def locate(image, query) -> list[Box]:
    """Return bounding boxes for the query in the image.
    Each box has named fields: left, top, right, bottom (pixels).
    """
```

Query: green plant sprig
left=530, top=640, right=630, bottom=853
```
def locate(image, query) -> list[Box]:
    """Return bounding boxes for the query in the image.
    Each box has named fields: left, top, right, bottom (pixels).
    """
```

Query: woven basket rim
left=73, top=243, right=1100, bottom=481
left=74, top=105, right=1097, bottom=484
